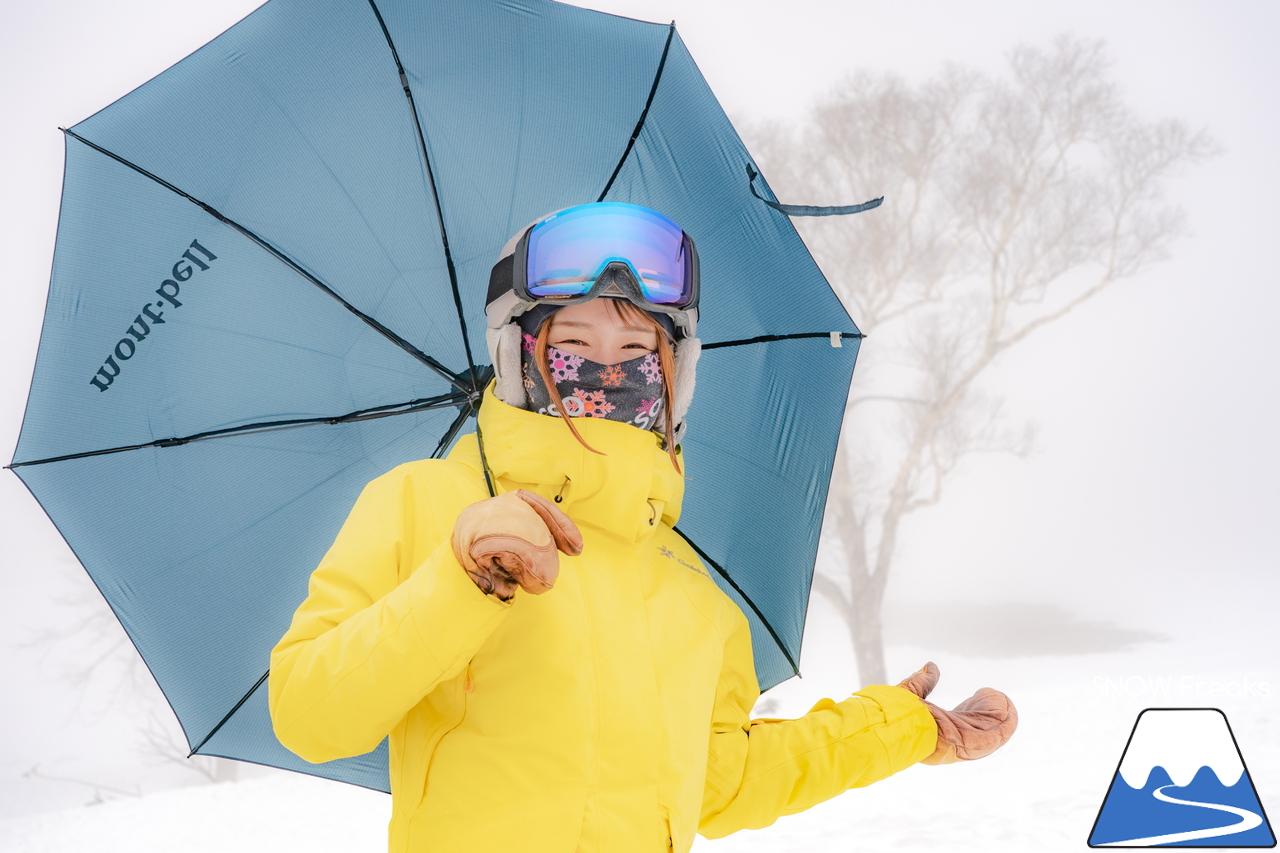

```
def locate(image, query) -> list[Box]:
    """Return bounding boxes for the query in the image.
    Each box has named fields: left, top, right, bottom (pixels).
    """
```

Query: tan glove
left=898, top=661, right=1018, bottom=765
left=451, top=489, right=584, bottom=601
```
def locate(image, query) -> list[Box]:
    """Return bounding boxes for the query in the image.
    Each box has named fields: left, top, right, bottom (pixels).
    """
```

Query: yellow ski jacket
left=269, top=387, right=936, bottom=852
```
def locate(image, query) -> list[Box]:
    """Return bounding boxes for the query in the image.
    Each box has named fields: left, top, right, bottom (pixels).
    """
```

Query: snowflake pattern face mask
left=520, top=333, right=666, bottom=432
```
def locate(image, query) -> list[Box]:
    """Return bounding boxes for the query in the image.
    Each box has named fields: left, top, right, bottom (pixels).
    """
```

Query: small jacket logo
left=1088, top=708, right=1275, bottom=847
left=88, top=239, right=217, bottom=391
left=657, top=545, right=708, bottom=578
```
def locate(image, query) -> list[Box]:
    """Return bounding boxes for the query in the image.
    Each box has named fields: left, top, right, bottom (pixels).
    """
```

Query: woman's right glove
left=451, top=489, right=584, bottom=601
left=898, top=661, right=1018, bottom=765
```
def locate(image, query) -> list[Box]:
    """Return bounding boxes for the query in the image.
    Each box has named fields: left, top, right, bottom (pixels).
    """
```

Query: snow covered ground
left=0, top=772, right=390, bottom=853
left=3, top=641, right=1274, bottom=853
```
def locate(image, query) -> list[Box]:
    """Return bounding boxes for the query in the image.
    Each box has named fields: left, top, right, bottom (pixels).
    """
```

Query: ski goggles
left=499, top=202, right=699, bottom=313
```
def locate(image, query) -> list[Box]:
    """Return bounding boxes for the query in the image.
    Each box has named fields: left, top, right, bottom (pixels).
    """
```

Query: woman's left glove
left=898, top=661, right=1018, bottom=765
left=451, top=490, right=584, bottom=601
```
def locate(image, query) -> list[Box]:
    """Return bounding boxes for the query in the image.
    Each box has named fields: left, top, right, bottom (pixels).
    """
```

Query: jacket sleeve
left=698, top=614, right=938, bottom=838
left=268, top=466, right=510, bottom=764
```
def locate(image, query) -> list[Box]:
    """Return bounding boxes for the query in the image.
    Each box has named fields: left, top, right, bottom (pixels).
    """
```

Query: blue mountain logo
left=1089, top=708, right=1275, bottom=847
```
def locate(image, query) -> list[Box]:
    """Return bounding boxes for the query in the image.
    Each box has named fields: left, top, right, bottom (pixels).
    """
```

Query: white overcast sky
left=2, top=0, right=1278, bottom=819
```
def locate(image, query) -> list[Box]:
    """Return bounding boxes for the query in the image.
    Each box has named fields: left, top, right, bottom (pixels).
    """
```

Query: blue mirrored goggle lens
left=526, top=203, right=691, bottom=305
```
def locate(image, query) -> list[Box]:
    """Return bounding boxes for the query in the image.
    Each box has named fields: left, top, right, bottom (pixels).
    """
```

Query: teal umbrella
left=10, top=0, right=866, bottom=790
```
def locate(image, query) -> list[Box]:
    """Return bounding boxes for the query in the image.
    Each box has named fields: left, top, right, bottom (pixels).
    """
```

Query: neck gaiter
left=521, top=332, right=666, bottom=433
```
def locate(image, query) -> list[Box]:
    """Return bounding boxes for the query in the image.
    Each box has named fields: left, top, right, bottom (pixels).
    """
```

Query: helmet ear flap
left=490, top=323, right=527, bottom=408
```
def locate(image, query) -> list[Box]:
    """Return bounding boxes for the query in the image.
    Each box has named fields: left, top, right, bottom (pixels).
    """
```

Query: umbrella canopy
left=10, top=0, right=862, bottom=791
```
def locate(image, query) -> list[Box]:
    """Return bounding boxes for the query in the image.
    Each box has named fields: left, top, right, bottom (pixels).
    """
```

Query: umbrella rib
left=672, top=526, right=799, bottom=676
left=188, top=669, right=269, bottom=757
left=702, top=331, right=864, bottom=350
left=6, top=392, right=469, bottom=469
left=366, top=0, right=481, bottom=389
left=597, top=22, right=677, bottom=202
left=58, top=128, right=469, bottom=396
left=431, top=404, right=472, bottom=459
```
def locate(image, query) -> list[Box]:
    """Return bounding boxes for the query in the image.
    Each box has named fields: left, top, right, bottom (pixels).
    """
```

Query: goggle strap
left=487, top=253, right=516, bottom=306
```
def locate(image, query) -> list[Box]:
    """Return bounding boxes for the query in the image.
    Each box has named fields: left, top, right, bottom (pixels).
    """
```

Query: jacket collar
left=449, top=385, right=684, bottom=544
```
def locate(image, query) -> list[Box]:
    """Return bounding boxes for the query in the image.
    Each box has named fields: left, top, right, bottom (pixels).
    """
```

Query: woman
left=268, top=202, right=1016, bottom=853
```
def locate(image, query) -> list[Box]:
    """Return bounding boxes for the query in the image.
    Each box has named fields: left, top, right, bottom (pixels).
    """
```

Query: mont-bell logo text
left=88, top=239, right=217, bottom=392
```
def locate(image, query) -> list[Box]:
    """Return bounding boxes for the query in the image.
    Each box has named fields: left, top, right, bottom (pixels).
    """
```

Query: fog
left=2, top=0, right=1277, bottom=834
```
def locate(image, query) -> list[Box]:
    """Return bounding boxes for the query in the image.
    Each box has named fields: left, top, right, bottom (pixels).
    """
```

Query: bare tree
left=26, top=558, right=240, bottom=794
left=746, top=37, right=1215, bottom=684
